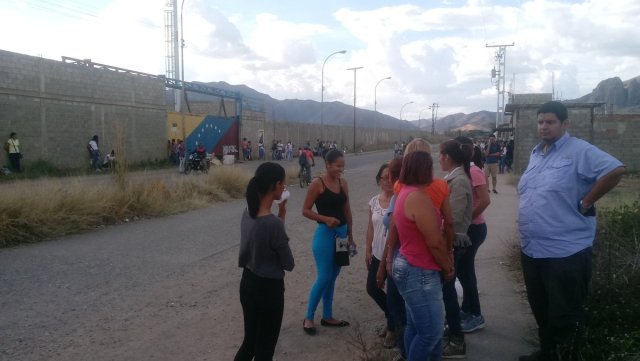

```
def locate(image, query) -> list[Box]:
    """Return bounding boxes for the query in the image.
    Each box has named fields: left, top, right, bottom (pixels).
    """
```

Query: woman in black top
left=302, top=149, right=355, bottom=335
left=235, top=162, right=294, bottom=361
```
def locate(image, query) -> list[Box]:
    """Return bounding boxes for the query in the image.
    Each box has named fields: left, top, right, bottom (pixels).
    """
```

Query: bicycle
left=299, top=166, right=311, bottom=188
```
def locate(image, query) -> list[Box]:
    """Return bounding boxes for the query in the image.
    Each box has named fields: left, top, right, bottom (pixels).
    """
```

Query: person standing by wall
left=88, top=135, right=101, bottom=172
left=177, top=140, right=186, bottom=172
left=302, top=149, right=355, bottom=335
left=234, top=162, right=294, bottom=361
left=518, top=101, right=625, bottom=361
left=4, top=132, right=21, bottom=172
left=484, top=135, right=500, bottom=193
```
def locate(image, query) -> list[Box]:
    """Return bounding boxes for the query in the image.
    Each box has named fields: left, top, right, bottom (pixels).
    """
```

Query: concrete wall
left=241, top=118, right=415, bottom=158
left=513, top=103, right=639, bottom=172
left=0, top=49, right=166, bottom=169
left=593, top=114, right=640, bottom=170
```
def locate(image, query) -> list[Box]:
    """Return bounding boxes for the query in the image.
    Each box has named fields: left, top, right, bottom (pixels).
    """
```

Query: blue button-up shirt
left=518, top=132, right=623, bottom=258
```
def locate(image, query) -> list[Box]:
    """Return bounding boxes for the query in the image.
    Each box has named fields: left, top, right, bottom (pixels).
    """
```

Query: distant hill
left=170, top=74, right=639, bottom=134
left=181, top=81, right=417, bottom=131
left=434, top=111, right=496, bottom=132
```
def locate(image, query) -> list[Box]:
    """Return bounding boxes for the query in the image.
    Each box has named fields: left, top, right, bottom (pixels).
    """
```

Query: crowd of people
left=234, top=101, right=625, bottom=361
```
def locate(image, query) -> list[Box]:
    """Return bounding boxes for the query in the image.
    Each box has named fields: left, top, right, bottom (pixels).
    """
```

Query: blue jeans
left=392, top=253, right=443, bottom=361
left=459, top=223, right=487, bottom=316
left=305, top=224, right=347, bottom=320
left=387, top=253, right=407, bottom=356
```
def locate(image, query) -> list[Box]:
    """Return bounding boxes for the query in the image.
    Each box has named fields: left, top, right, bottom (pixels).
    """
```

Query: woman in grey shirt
left=235, top=162, right=295, bottom=361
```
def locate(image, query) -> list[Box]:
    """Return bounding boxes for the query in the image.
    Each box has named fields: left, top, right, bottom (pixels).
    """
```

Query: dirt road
left=0, top=151, right=535, bottom=361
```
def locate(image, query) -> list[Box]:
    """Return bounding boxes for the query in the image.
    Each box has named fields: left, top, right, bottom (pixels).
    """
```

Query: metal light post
left=400, top=101, right=414, bottom=142
left=374, top=76, right=391, bottom=143
left=320, top=50, right=347, bottom=141
left=347, top=66, right=364, bottom=154
left=419, top=106, right=430, bottom=131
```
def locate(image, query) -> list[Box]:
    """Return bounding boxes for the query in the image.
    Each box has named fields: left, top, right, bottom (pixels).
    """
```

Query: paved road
left=0, top=151, right=535, bottom=361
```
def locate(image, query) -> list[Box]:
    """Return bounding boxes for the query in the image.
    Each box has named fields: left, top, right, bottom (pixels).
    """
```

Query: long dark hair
left=245, top=162, right=285, bottom=218
left=441, top=139, right=472, bottom=179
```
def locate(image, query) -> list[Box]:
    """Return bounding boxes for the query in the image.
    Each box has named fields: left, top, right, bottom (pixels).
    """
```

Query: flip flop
left=321, top=319, right=350, bottom=327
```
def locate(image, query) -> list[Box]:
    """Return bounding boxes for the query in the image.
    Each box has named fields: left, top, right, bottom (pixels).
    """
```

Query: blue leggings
left=305, top=223, right=347, bottom=320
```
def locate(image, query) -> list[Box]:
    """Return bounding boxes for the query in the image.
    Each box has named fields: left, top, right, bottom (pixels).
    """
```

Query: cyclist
left=298, top=145, right=315, bottom=183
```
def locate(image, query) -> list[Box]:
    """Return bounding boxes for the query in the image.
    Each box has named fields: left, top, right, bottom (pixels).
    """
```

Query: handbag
left=335, top=235, right=350, bottom=266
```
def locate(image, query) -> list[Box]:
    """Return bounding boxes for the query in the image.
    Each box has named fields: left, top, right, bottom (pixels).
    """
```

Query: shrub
left=583, top=198, right=640, bottom=361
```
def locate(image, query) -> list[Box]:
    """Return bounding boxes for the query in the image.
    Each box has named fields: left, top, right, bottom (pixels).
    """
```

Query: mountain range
left=180, top=75, right=639, bottom=133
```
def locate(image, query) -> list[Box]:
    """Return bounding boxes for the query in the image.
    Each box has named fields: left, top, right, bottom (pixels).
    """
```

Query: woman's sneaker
left=461, top=314, right=485, bottom=333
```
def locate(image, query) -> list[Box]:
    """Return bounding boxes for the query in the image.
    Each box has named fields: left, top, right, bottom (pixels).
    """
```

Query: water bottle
left=275, top=188, right=290, bottom=204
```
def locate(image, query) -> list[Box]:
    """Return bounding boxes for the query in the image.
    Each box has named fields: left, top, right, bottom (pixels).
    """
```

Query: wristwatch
left=579, top=200, right=593, bottom=214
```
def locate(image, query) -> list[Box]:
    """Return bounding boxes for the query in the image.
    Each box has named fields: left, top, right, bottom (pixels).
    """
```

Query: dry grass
left=0, top=167, right=251, bottom=247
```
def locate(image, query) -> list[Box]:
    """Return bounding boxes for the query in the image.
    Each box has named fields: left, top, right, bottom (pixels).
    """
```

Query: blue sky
left=1, top=0, right=639, bottom=120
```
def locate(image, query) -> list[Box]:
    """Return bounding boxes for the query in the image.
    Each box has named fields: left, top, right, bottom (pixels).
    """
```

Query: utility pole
left=347, top=66, right=363, bottom=154
left=487, top=42, right=514, bottom=132
left=429, top=102, right=439, bottom=136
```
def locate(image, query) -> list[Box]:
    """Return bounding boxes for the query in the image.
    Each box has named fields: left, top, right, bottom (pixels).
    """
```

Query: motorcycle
left=184, top=151, right=210, bottom=174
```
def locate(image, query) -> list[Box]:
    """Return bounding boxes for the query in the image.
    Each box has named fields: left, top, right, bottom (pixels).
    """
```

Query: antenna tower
left=164, top=0, right=181, bottom=111
left=487, top=42, right=514, bottom=131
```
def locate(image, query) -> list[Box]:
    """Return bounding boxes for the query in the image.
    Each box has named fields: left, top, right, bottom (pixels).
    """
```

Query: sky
left=1, top=0, right=639, bottom=120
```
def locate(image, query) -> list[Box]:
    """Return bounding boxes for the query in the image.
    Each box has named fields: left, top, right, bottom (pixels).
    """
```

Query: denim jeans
left=458, top=223, right=487, bottom=316
left=387, top=260, right=406, bottom=356
left=392, top=253, right=443, bottom=361
left=305, top=224, right=347, bottom=320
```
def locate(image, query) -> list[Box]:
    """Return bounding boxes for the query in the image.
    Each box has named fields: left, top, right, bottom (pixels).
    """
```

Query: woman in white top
left=365, top=163, right=394, bottom=345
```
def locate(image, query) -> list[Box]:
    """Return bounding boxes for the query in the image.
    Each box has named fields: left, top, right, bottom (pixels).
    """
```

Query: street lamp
left=400, top=101, right=414, bottom=141
left=374, top=76, right=391, bottom=143
left=320, top=50, right=347, bottom=141
left=419, top=106, right=430, bottom=131
left=347, top=66, right=364, bottom=154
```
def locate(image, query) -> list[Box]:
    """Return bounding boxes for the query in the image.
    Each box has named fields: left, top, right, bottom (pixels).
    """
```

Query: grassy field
left=0, top=165, right=251, bottom=247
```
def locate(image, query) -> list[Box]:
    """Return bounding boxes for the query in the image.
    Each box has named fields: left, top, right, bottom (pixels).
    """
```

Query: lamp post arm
left=320, top=50, right=346, bottom=140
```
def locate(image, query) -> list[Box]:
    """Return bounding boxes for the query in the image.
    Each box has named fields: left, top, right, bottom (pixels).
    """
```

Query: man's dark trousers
left=521, top=247, right=592, bottom=360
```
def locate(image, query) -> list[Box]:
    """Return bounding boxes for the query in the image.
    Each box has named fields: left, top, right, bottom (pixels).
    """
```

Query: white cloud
left=0, top=0, right=638, bottom=117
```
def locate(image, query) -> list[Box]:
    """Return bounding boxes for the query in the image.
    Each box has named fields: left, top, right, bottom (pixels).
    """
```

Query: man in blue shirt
left=517, top=101, right=625, bottom=361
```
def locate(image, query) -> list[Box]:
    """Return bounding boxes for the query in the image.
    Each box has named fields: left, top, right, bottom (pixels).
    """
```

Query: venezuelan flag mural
left=168, top=112, right=239, bottom=157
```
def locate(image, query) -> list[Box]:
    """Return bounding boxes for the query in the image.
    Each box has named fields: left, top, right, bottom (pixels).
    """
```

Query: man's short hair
left=537, top=101, right=568, bottom=122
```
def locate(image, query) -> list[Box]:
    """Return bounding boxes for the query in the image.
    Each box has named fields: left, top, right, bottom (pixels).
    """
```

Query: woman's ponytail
left=245, top=162, right=286, bottom=218
left=246, top=177, right=260, bottom=218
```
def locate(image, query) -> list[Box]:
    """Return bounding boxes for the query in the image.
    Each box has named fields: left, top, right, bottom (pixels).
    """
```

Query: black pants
left=9, top=153, right=21, bottom=172
left=443, top=247, right=465, bottom=338
left=234, top=268, right=285, bottom=361
left=366, top=256, right=390, bottom=330
left=521, top=247, right=592, bottom=360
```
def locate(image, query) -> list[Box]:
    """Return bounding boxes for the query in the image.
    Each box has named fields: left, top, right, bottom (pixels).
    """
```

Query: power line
left=19, top=0, right=103, bottom=24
